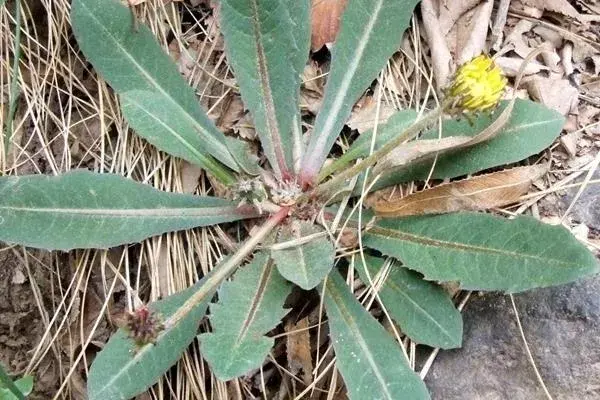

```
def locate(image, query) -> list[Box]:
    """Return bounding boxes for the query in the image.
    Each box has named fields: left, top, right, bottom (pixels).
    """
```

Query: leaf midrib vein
left=249, top=0, right=288, bottom=175
left=78, top=1, right=231, bottom=165
left=328, top=278, right=395, bottom=400
left=368, top=225, right=573, bottom=266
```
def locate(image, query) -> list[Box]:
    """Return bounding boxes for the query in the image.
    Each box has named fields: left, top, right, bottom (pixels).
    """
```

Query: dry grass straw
left=1, top=1, right=236, bottom=398
left=1, top=1, right=598, bottom=398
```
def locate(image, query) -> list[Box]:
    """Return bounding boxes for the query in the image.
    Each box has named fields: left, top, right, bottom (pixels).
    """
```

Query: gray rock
left=424, top=275, right=600, bottom=400
left=561, top=171, right=600, bottom=231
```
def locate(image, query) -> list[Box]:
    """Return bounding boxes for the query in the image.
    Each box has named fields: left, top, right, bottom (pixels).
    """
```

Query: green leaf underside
left=88, top=281, right=211, bottom=400
left=199, top=252, right=291, bottom=380
left=356, top=255, right=462, bottom=349
left=323, top=270, right=430, bottom=400
left=300, top=0, right=420, bottom=180
left=0, top=171, right=256, bottom=250
left=364, top=99, right=564, bottom=193
left=364, top=213, right=599, bottom=293
left=0, top=376, right=33, bottom=400
left=71, top=0, right=239, bottom=173
left=220, top=0, right=306, bottom=176
left=271, top=222, right=335, bottom=290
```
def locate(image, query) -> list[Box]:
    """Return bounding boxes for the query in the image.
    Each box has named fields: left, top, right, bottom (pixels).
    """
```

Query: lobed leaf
left=323, top=269, right=430, bottom=400
left=271, top=221, right=335, bottom=290
left=0, top=171, right=257, bottom=250
left=355, top=255, right=462, bottom=349
left=300, top=0, right=420, bottom=183
left=199, top=252, right=292, bottom=380
left=88, top=281, right=211, bottom=400
left=363, top=212, right=599, bottom=292
left=220, top=0, right=308, bottom=178
left=71, top=0, right=239, bottom=178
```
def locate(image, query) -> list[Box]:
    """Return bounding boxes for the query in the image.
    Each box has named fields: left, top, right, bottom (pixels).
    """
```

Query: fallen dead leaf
left=347, top=94, right=396, bottom=133
left=455, top=0, right=493, bottom=64
left=527, top=77, right=579, bottom=115
left=495, top=56, right=549, bottom=77
left=180, top=161, right=203, bottom=193
left=300, top=62, right=326, bottom=114
left=232, top=113, right=257, bottom=140
left=285, top=317, right=313, bottom=386
left=560, top=131, right=581, bottom=158
left=373, top=164, right=549, bottom=217
left=521, top=0, right=585, bottom=22
left=311, top=0, right=348, bottom=51
left=421, top=0, right=452, bottom=90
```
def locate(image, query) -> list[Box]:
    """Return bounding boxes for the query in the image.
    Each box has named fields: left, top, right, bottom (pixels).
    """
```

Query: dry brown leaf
left=216, top=95, right=245, bottom=132
left=232, top=113, right=257, bottom=140
left=285, top=317, right=313, bottom=386
left=421, top=0, right=452, bottom=89
left=455, top=0, right=493, bottom=64
left=311, top=0, right=348, bottom=51
left=504, top=20, right=536, bottom=59
left=437, top=0, right=481, bottom=35
left=347, top=94, right=396, bottom=133
left=495, top=56, right=549, bottom=77
left=527, top=77, right=579, bottom=115
left=560, top=131, right=580, bottom=158
left=180, top=161, right=203, bottom=193
left=373, top=164, right=549, bottom=217
left=521, top=0, right=585, bottom=22
left=372, top=136, right=472, bottom=176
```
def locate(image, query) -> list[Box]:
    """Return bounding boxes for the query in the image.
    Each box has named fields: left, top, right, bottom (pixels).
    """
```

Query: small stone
left=560, top=132, right=581, bottom=158
left=11, top=268, right=26, bottom=285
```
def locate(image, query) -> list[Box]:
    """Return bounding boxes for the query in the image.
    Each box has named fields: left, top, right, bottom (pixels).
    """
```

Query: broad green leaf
left=88, top=280, right=211, bottom=400
left=271, top=222, right=335, bottom=289
left=355, top=255, right=462, bottom=349
left=0, top=376, right=33, bottom=400
left=220, top=0, right=306, bottom=177
left=364, top=213, right=599, bottom=293
left=199, top=252, right=291, bottom=380
left=367, top=99, right=564, bottom=192
left=0, top=171, right=257, bottom=250
left=323, top=270, right=430, bottom=400
left=300, top=0, right=420, bottom=182
left=285, top=0, right=310, bottom=171
left=71, top=0, right=239, bottom=178
left=0, top=367, right=32, bottom=400
left=286, top=0, right=310, bottom=80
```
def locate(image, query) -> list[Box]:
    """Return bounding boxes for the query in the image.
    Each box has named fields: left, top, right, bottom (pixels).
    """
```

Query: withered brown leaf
left=285, top=317, right=313, bottom=386
left=311, top=0, right=349, bottom=51
left=373, top=164, right=548, bottom=217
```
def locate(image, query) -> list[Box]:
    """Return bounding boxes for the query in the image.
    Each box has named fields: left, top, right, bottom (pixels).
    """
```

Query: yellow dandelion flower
left=447, top=54, right=507, bottom=113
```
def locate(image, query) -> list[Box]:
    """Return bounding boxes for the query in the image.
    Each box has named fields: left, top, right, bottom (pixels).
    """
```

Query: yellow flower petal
left=448, top=55, right=507, bottom=113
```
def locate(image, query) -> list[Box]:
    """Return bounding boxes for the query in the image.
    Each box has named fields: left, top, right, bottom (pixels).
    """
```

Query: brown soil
left=0, top=251, right=60, bottom=399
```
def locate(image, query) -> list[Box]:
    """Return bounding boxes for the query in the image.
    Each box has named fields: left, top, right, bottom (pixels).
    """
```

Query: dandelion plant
left=0, top=0, right=597, bottom=399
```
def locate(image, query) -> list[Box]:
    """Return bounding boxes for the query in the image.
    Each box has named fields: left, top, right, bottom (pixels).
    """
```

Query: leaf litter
left=2, top=0, right=600, bottom=398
